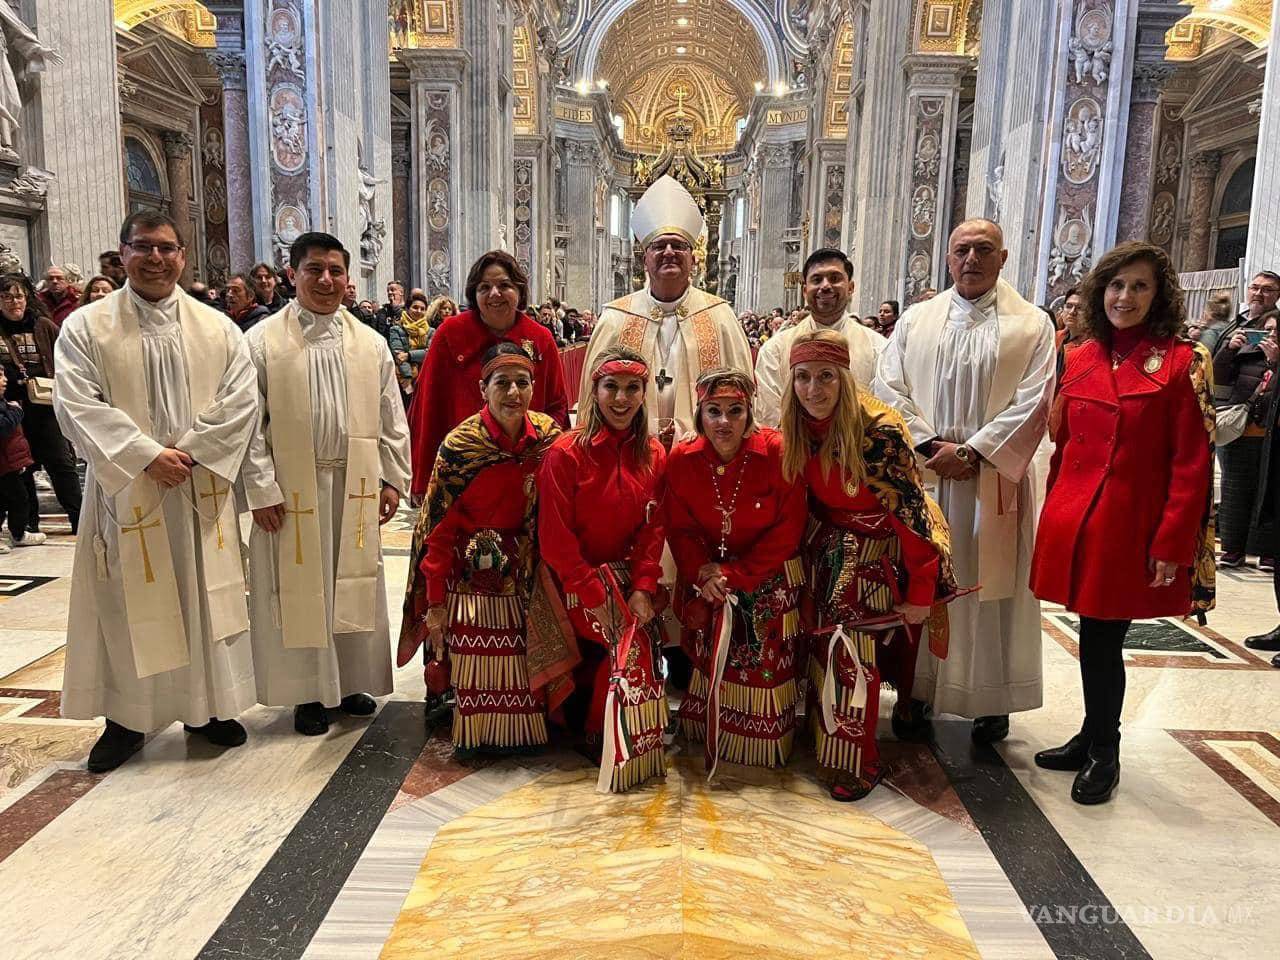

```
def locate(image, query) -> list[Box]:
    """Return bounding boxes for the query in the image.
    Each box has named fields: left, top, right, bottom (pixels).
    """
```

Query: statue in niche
left=0, top=6, right=62, bottom=163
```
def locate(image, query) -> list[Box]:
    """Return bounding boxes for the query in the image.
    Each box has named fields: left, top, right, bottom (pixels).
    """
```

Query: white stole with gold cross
left=262, top=303, right=383, bottom=648
left=83, top=293, right=250, bottom=678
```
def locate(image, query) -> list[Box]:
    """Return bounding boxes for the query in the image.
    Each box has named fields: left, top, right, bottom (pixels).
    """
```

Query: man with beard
left=754, top=248, right=886, bottom=427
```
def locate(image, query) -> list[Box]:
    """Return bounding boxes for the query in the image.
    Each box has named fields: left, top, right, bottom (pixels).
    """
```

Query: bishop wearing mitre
left=240, top=233, right=412, bottom=736
left=55, top=212, right=260, bottom=773
left=579, top=175, right=752, bottom=443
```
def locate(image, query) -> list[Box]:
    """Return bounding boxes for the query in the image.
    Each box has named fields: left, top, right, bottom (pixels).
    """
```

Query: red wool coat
left=407, top=309, right=569, bottom=499
left=1031, top=334, right=1212, bottom=620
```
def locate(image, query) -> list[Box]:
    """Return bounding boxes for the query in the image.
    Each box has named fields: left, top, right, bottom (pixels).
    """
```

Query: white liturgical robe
left=56, top=286, right=259, bottom=733
left=241, top=305, right=412, bottom=707
left=873, top=280, right=1055, bottom=717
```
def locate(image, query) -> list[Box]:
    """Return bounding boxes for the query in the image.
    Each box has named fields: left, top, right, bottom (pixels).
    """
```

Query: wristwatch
left=955, top=444, right=973, bottom=463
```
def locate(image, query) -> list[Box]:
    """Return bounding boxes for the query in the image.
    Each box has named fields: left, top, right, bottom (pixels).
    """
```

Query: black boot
left=339, top=692, right=377, bottom=716
left=1035, top=732, right=1091, bottom=771
left=971, top=714, right=1010, bottom=744
left=87, top=719, right=145, bottom=773
left=183, top=718, right=248, bottom=747
left=1244, top=625, right=1280, bottom=652
left=891, top=699, right=934, bottom=742
left=1271, top=651, right=1280, bottom=669
left=1071, top=744, right=1120, bottom=805
left=294, top=701, right=330, bottom=736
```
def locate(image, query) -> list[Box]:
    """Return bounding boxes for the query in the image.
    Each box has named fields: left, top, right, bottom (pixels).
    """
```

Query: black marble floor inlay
left=930, top=719, right=1152, bottom=960
left=197, top=701, right=427, bottom=960
left=1058, top=615, right=1227, bottom=658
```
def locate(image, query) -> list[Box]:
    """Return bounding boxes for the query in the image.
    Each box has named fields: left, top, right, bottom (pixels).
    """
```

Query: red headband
left=481, top=353, right=535, bottom=381
left=789, top=339, right=850, bottom=369
left=696, top=382, right=750, bottom=405
left=592, top=359, right=649, bottom=382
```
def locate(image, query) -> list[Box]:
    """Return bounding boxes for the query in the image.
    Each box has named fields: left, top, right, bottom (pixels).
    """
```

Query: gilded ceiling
left=598, top=0, right=767, bottom=155
left=113, top=1, right=216, bottom=47
left=1167, top=0, right=1273, bottom=60
left=389, top=0, right=460, bottom=51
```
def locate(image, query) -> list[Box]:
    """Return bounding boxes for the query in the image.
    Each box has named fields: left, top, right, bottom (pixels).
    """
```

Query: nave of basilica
left=0, top=2, right=1279, bottom=959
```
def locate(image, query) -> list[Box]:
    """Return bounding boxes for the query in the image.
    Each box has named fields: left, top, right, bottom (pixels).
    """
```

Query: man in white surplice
left=241, top=233, right=411, bottom=736
left=754, top=247, right=886, bottom=427
left=873, top=219, right=1055, bottom=743
left=55, top=211, right=260, bottom=773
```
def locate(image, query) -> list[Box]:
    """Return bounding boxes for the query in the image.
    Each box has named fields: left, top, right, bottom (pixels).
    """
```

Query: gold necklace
left=709, top=453, right=750, bottom=559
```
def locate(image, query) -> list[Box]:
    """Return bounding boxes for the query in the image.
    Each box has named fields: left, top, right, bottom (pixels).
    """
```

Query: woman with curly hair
left=1031, top=241, right=1215, bottom=805
left=781, top=330, right=962, bottom=802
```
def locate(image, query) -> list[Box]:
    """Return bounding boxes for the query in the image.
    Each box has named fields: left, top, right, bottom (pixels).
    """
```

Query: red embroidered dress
left=537, top=427, right=668, bottom=792
left=663, top=428, right=807, bottom=770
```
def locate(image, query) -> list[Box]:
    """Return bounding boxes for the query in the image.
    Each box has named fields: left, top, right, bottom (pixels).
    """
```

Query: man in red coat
left=36, top=266, right=79, bottom=326
left=406, top=251, right=569, bottom=503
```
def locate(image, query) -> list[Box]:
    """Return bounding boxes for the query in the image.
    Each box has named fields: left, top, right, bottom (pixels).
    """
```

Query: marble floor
left=0, top=503, right=1276, bottom=960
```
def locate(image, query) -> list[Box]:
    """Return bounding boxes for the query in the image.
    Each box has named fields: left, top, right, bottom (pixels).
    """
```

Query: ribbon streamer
left=704, top=593, right=738, bottom=781
left=820, top=624, right=869, bottom=737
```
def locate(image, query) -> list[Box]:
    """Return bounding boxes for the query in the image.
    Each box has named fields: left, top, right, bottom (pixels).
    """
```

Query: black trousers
left=21, top=404, right=81, bottom=532
left=1078, top=617, right=1131, bottom=751
left=0, top=469, right=29, bottom=540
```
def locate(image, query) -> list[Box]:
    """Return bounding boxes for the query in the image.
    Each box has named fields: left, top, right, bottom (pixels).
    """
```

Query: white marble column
left=1246, top=6, right=1280, bottom=278
left=561, top=138, right=598, bottom=310
left=207, top=51, right=255, bottom=271
left=1184, top=150, right=1222, bottom=272
left=847, top=0, right=911, bottom=311
left=18, top=0, right=124, bottom=269
left=162, top=131, right=196, bottom=284
left=964, top=0, right=1015, bottom=218
left=755, top=143, right=795, bottom=311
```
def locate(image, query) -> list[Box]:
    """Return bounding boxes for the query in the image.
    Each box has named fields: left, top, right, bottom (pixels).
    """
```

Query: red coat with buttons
left=1031, top=335, right=1212, bottom=620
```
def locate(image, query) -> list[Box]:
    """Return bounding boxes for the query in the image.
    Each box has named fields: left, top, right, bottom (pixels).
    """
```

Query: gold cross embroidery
left=122, top=506, right=162, bottom=584
left=347, top=477, right=377, bottom=550
left=199, top=473, right=230, bottom=550
left=284, top=491, right=315, bottom=566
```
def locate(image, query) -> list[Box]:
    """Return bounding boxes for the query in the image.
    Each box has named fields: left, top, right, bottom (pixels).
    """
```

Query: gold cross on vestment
left=284, top=491, right=315, bottom=566
left=199, top=473, right=230, bottom=550
left=347, top=477, right=377, bottom=550
left=122, top=506, right=162, bottom=584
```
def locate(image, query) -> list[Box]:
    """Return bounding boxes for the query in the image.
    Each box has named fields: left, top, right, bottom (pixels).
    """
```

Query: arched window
left=1214, top=157, right=1254, bottom=269
left=124, top=136, right=166, bottom=214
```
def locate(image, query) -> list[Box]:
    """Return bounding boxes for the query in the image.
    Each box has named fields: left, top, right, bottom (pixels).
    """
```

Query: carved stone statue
left=0, top=6, right=62, bottom=163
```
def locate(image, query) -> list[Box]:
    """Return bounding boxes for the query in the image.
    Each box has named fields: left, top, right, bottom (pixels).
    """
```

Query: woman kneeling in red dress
left=1031, top=242, right=1215, bottom=805
left=536, top=347, right=669, bottom=792
left=782, top=330, right=962, bottom=802
left=664, top=368, right=808, bottom=775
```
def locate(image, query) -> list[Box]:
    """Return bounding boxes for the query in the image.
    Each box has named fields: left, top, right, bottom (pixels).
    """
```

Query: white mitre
left=632, top=175, right=704, bottom=248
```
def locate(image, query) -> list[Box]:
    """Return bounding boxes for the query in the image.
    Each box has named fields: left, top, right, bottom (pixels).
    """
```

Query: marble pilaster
left=561, top=138, right=598, bottom=310
left=755, top=143, right=795, bottom=311
left=162, top=131, right=196, bottom=284
left=205, top=51, right=248, bottom=277
left=512, top=146, right=538, bottom=301
left=847, top=0, right=911, bottom=311
left=1245, top=7, right=1280, bottom=278
left=1037, top=0, right=1136, bottom=304
left=900, top=56, right=967, bottom=306
left=391, top=138, right=411, bottom=289
left=1184, top=150, right=1222, bottom=272
left=1115, top=64, right=1173, bottom=242
left=1147, top=96, right=1186, bottom=257
left=963, top=0, right=1015, bottom=218
left=17, top=0, right=124, bottom=271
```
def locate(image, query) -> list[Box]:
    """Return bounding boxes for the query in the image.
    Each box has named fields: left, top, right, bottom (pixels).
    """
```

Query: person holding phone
left=1214, top=309, right=1280, bottom=568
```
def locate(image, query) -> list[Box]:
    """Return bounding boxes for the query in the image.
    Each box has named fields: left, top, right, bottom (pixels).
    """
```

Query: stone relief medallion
left=207, top=243, right=229, bottom=272
left=910, top=184, right=936, bottom=238
left=1062, top=96, right=1104, bottom=184
left=427, top=250, right=450, bottom=293
left=203, top=128, right=225, bottom=169
left=269, top=85, right=307, bottom=174
left=266, top=4, right=304, bottom=78
left=1156, top=134, right=1181, bottom=184
left=906, top=253, right=931, bottom=296
left=1150, top=191, right=1176, bottom=245
left=1055, top=214, right=1090, bottom=259
left=204, top=173, right=227, bottom=224
left=915, top=132, right=940, bottom=179
left=423, top=119, right=449, bottom=174
left=1077, top=7, right=1113, bottom=50
left=515, top=203, right=531, bottom=221
left=427, top=177, right=450, bottom=230
left=274, top=203, right=307, bottom=244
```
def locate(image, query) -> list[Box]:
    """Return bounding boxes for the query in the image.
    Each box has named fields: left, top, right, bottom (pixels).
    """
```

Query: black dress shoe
left=183, top=718, right=248, bottom=747
left=1244, top=626, right=1280, bottom=652
left=1272, top=651, right=1280, bottom=669
left=294, top=702, right=330, bottom=736
left=891, top=699, right=934, bottom=742
left=87, top=719, right=145, bottom=773
left=1071, top=747, right=1120, bottom=805
left=971, top=714, right=1010, bottom=744
left=1035, top=733, right=1091, bottom=771
left=339, top=692, right=377, bottom=716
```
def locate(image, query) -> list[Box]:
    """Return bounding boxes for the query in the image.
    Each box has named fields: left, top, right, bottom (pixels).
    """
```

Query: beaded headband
left=591, top=359, right=649, bottom=382
left=789, top=339, right=850, bottom=369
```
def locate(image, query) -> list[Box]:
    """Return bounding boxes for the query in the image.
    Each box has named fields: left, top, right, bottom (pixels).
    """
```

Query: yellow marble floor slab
left=380, top=758, right=979, bottom=959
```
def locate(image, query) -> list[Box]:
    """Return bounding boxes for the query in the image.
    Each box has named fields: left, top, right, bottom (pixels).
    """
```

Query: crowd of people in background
left=735, top=297, right=906, bottom=349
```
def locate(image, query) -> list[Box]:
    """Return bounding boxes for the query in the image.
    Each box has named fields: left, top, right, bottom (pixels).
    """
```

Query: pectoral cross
left=347, top=477, right=377, bottom=550
left=122, top=506, right=162, bottom=584
left=717, top=508, right=735, bottom=558
left=284, top=491, right=315, bottom=566
left=199, top=473, right=230, bottom=550
left=655, top=368, right=673, bottom=390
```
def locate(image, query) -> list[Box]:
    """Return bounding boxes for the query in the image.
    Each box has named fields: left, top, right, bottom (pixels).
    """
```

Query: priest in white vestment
left=579, top=175, right=752, bottom=444
left=873, top=219, right=1056, bottom=743
left=241, top=232, right=412, bottom=736
left=755, top=247, right=886, bottom=427
left=56, top=211, right=260, bottom=773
